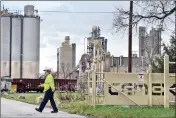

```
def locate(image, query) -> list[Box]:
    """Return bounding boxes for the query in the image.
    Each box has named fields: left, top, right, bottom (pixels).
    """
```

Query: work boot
left=51, top=110, right=58, bottom=113
left=35, top=108, right=42, bottom=113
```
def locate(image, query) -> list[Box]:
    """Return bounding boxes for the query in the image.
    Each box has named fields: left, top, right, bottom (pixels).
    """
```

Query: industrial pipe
left=20, top=16, right=23, bottom=79
left=9, top=16, right=12, bottom=78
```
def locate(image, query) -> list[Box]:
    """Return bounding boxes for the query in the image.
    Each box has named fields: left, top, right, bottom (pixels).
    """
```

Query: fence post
left=148, top=65, right=152, bottom=106
left=164, top=55, right=169, bottom=108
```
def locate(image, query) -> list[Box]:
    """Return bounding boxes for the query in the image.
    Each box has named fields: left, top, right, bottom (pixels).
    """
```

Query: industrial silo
left=59, top=36, right=73, bottom=79
left=11, top=15, right=22, bottom=78
left=22, top=5, right=40, bottom=78
left=1, top=13, right=11, bottom=77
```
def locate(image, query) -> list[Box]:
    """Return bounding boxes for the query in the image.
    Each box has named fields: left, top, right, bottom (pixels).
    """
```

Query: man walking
left=35, top=69, right=58, bottom=113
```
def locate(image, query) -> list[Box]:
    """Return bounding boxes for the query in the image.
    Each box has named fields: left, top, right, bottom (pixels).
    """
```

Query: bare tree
left=51, top=71, right=57, bottom=79
left=60, top=62, right=66, bottom=78
left=65, top=64, right=71, bottom=79
left=113, top=1, right=175, bottom=33
left=140, top=34, right=160, bottom=72
left=77, top=73, right=88, bottom=93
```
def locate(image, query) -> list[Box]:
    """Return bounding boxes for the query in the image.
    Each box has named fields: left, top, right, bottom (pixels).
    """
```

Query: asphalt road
left=1, top=98, right=86, bottom=118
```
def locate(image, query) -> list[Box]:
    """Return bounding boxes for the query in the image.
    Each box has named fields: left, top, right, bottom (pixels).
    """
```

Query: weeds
left=2, top=91, right=175, bottom=118
left=56, top=91, right=85, bottom=102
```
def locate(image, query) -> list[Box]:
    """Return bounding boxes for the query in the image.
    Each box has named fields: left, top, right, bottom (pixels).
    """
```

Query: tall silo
left=1, top=14, right=11, bottom=77
left=59, top=36, right=72, bottom=79
left=22, top=5, right=40, bottom=78
left=11, top=15, right=22, bottom=78
left=72, top=43, right=76, bottom=69
left=57, top=48, right=59, bottom=79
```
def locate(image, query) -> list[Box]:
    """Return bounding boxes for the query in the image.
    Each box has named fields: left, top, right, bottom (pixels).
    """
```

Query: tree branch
left=113, top=1, right=175, bottom=33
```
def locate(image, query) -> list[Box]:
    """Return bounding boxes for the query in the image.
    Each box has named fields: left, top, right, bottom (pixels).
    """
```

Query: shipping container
left=12, top=78, right=77, bottom=93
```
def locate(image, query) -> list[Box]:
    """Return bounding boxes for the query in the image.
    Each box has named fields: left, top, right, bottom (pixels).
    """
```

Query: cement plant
left=1, top=2, right=175, bottom=118
left=0, top=4, right=163, bottom=91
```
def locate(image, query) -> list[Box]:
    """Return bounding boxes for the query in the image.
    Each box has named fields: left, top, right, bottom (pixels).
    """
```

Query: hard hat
left=43, top=67, right=52, bottom=73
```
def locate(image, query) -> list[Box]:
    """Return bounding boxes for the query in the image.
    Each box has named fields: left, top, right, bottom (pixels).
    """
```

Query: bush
left=56, top=91, right=85, bottom=102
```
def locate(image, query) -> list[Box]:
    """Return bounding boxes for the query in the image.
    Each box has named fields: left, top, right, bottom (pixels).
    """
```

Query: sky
left=1, top=1, right=174, bottom=73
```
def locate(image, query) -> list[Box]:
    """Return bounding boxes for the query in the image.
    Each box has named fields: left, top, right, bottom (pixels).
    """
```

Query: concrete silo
left=11, top=15, right=22, bottom=78
left=1, top=12, right=11, bottom=77
left=1, top=5, right=40, bottom=79
left=22, top=5, right=40, bottom=78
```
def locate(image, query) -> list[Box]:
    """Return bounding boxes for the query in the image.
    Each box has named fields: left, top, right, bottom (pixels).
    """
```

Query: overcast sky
left=1, top=1, right=174, bottom=72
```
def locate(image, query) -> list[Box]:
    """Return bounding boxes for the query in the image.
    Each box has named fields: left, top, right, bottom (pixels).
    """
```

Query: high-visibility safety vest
left=40, top=74, right=55, bottom=92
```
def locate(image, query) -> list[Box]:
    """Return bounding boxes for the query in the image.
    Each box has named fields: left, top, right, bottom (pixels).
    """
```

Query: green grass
left=2, top=92, right=43, bottom=105
left=59, top=102, right=175, bottom=118
left=2, top=92, right=175, bottom=118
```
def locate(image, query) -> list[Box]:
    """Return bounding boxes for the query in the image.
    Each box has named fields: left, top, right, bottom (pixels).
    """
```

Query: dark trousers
left=39, top=88, right=58, bottom=111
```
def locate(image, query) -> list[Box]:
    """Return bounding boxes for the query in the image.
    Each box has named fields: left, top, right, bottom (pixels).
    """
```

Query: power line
left=8, top=10, right=116, bottom=14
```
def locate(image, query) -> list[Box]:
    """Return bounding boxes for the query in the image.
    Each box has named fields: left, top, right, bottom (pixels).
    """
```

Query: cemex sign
left=104, top=73, right=175, bottom=106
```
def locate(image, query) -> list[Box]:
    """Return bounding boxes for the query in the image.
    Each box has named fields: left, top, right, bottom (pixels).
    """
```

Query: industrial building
left=108, top=55, right=146, bottom=73
left=139, top=26, right=162, bottom=57
left=57, top=36, right=76, bottom=79
left=79, top=26, right=108, bottom=74
left=1, top=5, right=40, bottom=79
left=77, top=26, right=148, bottom=89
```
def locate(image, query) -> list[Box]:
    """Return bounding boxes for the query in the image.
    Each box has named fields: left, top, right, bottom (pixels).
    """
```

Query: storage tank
left=11, top=16, right=22, bottom=78
left=1, top=16, right=11, bottom=77
left=24, top=5, right=34, bottom=16
left=22, top=16, right=40, bottom=78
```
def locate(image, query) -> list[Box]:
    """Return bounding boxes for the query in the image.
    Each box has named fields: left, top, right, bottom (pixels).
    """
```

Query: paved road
left=1, top=98, right=86, bottom=118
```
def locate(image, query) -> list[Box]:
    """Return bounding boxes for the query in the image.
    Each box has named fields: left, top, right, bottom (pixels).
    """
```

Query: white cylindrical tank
left=24, top=5, right=34, bottom=16
left=11, top=16, right=22, bottom=78
left=1, top=16, right=10, bottom=77
left=23, top=17, right=40, bottom=78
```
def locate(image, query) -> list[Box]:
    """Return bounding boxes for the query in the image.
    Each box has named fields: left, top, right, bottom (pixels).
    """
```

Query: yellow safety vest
left=40, top=74, right=55, bottom=92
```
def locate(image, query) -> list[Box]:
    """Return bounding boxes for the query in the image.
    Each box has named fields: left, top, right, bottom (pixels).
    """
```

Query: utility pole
left=128, top=1, right=133, bottom=73
left=0, top=0, right=2, bottom=111
left=0, top=0, right=1, bottom=79
left=174, top=1, right=176, bottom=113
left=175, top=1, right=176, bottom=40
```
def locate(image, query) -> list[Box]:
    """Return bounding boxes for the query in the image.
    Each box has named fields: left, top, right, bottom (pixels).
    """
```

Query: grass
left=59, top=102, right=175, bottom=118
left=2, top=92, right=175, bottom=118
left=2, top=92, right=43, bottom=105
